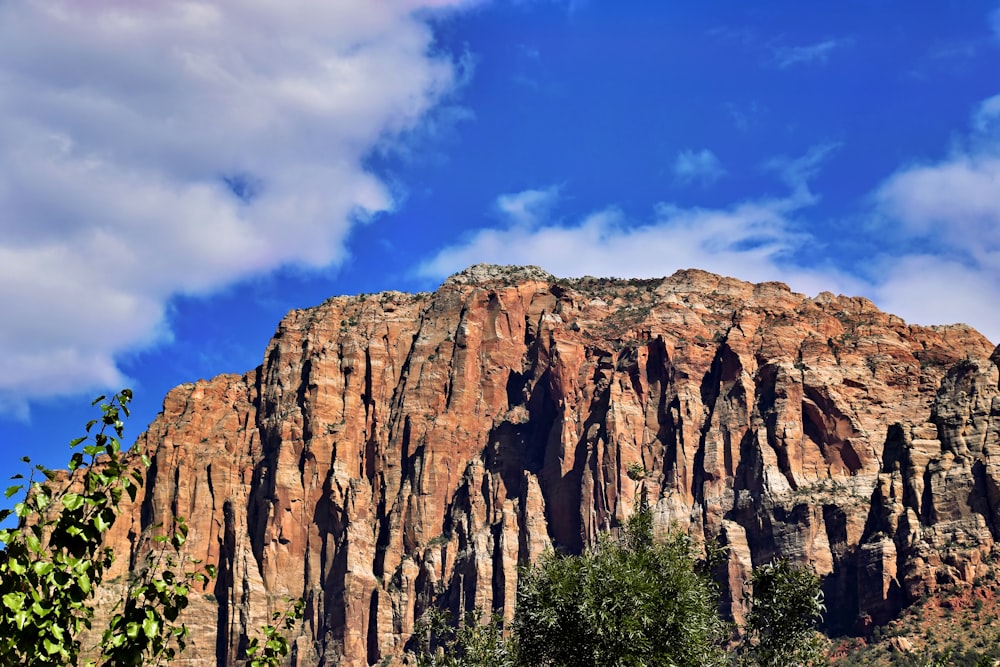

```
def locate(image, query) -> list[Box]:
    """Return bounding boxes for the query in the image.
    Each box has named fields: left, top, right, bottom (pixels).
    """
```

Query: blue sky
left=2, top=0, right=1000, bottom=490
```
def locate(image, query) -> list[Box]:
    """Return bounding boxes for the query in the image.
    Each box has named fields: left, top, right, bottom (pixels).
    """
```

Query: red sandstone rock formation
left=93, top=265, right=999, bottom=665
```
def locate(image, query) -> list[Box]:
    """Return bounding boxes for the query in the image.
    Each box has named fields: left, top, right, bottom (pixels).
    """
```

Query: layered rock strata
left=95, top=265, right=998, bottom=665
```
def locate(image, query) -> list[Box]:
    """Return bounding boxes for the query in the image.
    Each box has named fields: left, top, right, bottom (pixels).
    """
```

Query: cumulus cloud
left=672, top=149, right=725, bottom=186
left=0, top=0, right=469, bottom=415
left=973, top=93, right=1000, bottom=140
left=773, top=38, right=853, bottom=68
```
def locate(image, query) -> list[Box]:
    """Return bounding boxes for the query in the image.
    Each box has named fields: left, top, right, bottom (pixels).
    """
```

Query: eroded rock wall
left=102, top=266, right=998, bottom=665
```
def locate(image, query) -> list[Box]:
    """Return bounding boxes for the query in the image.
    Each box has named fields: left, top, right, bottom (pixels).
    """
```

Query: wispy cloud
left=876, top=95, right=1000, bottom=247
left=673, top=149, right=726, bottom=187
left=494, top=187, right=562, bottom=227
left=764, top=143, right=842, bottom=201
left=517, top=43, right=541, bottom=60
left=0, top=0, right=471, bottom=415
left=726, top=101, right=768, bottom=132
left=419, top=146, right=859, bottom=297
left=974, top=93, right=1000, bottom=136
left=871, top=93, right=1000, bottom=342
left=421, top=123, right=1000, bottom=345
left=773, top=38, right=853, bottom=68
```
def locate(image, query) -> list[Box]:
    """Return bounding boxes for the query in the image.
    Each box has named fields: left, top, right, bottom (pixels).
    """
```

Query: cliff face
left=97, top=265, right=999, bottom=665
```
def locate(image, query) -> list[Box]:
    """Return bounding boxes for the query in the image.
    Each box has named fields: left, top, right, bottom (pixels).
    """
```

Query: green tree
left=512, top=487, right=729, bottom=667
left=406, top=484, right=838, bottom=667
left=0, top=390, right=299, bottom=666
left=412, top=607, right=515, bottom=667
left=245, top=598, right=307, bottom=667
left=97, top=514, right=215, bottom=665
left=0, top=390, right=155, bottom=665
left=741, top=558, right=827, bottom=667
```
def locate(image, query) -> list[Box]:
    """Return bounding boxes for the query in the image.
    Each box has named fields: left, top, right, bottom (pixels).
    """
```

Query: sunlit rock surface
left=92, top=265, right=999, bottom=665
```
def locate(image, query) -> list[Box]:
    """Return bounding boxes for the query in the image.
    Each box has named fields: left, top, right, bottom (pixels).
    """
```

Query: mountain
left=91, top=265, right=1000, bottom=665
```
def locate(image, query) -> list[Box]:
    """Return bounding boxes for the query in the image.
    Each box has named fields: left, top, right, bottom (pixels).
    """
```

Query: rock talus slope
left=97, top=266, right=999, bottom=665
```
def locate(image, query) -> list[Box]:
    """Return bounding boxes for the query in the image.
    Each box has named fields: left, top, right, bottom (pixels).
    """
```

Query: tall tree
left=741, top=558, right=827, bottom=667
left=512, top=482, right=729, bottom=667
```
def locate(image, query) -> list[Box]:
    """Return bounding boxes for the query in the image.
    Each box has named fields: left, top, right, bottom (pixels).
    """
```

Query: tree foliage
left=0, top=390, right=144, bottom=665
left=409, top=483, right=829, bottom=667
left=246, top=598, right=307, bottom=667
left=741, top=558, right=827, bottom=667
left=0, top=390, right=298, bottom=666
left=98, top=515, right=216, bottom=665
left=512, top=489, right=729, bottom=667
left=413, top=607, right=515, bottom=667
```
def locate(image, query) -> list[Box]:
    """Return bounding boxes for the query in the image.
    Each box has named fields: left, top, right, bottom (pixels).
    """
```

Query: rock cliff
left=95, top=265, right=999, bottom=665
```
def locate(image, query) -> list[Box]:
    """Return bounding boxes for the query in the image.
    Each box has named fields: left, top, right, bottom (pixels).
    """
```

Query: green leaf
left=33, top=487, right=50, bottom=510
left=31, top=599, right=50, bottom=617
left=32, top=560, right=54, bottom=577
left=93, top=512, right=111, bottom=533
left=2, top=592, right=25, bottom=611
left=63, top=492, right=84, bottom=511
left=69, top=436, right=87, bottom=447
left=142, top=613, right=160, bottom=639
left=5, top=484, right=22, bottom=498
left=43, top=637, right=63, bottom=656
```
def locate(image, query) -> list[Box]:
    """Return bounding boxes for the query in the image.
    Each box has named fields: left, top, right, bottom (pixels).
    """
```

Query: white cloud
left=764, top=143, right=841, bottom=200
left=973, top=93, right=1000, bottom=140
left=0, top=0, right=470, bottom=415
left=494, top=187, right=562, bottom=227
left=672, top=149, right=725, bottom=186
left=876, top=154, right=1000, bottom=246
left=422, top=128, right=1000, bottom=346
left=869, top=92, right=1000, bottom=344
left=872, top=255, right=1000, bottom=342
left=774, top=38, right=853, bottom=68
left=420, top=149, right=862, bottom=298
left=725, top=100, right=767, bottom=132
